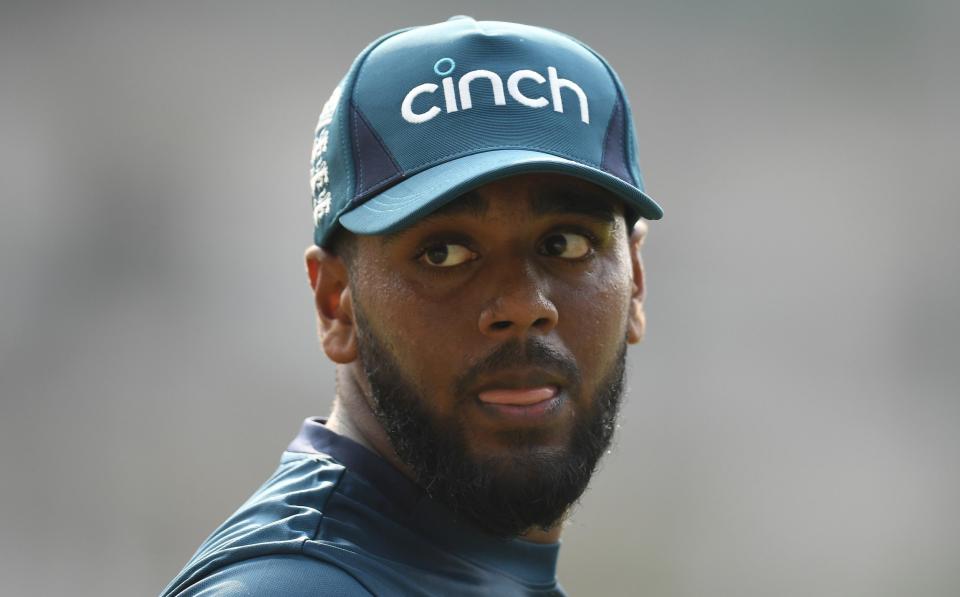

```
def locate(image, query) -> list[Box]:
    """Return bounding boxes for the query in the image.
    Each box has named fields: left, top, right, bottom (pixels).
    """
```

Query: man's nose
left=477, top=262, right=559, bottom=339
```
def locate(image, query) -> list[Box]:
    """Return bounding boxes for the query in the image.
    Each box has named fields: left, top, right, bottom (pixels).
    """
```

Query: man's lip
left=477, top=385, right=558, bottom=406
left=470, top=369, right=568, bottom=406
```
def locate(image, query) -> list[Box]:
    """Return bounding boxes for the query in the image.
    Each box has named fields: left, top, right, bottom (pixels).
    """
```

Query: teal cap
left=310, top=16, right=662, bottom=247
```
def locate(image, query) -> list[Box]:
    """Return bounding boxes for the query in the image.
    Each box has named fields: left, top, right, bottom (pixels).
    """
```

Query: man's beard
left=353, top=306, right=627, bottom=538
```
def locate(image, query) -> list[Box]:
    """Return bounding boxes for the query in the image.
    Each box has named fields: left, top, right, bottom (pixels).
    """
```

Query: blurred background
left=2, top=1, right=958, bottom=595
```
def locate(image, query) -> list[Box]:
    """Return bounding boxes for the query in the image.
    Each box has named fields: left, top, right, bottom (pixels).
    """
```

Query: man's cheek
left=562, top=294, right=628, bottom=365
left=374, top=314, right=456, bottom=390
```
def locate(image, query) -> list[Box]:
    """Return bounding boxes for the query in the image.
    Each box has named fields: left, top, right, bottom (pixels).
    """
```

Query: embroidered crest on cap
left=311, top=85, right=341, bottom=225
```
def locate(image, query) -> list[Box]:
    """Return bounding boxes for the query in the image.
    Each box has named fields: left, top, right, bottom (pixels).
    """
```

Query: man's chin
left=441, top=446, right=595, bottom=536
left=466, top=425, right=571, bottom=456
left=471, top=446, right=570, bottom=481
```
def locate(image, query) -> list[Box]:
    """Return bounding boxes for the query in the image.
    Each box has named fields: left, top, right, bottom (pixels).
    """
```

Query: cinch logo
left=401, top=59, right=590, bottom=125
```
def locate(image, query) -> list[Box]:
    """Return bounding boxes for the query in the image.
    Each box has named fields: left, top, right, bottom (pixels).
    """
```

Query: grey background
left=1, top=1, right=958, bottom=595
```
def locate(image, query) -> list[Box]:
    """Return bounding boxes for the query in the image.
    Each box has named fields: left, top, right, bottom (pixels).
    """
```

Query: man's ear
left=305, top=245, right=357, bottom=364
left=626, top=221, right=647, bottom=344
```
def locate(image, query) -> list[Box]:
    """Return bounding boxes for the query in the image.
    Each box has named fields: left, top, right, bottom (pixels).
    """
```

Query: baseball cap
left=310, top=16, right=662, bottom=247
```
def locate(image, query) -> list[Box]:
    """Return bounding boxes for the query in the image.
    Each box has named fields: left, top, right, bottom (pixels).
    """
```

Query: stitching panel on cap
left=351, top=104, right=403, bottom=195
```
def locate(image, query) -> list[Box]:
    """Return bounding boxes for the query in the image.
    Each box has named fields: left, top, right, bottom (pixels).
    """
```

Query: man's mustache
left=453, top=338, right=582, bottom=399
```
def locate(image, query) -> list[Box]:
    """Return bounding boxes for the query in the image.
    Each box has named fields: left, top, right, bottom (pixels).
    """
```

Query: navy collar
left=287, top=417, right=561, bottom=585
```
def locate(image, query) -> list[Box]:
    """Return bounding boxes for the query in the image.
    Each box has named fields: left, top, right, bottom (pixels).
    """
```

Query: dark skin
left=305, top=173, right=647, bottom=543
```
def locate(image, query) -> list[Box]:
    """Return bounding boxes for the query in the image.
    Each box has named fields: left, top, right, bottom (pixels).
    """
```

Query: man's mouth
left=469, top=368, right=569, bottom=422
left=475, top=384, right=563, bottom=420
left=476, top=386, right=564, bottom=422
left=477, top=385, right=558, bottom=406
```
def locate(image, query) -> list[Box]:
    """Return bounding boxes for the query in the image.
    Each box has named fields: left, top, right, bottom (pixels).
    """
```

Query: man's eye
left=418, top=243, right=477, bottom=267
left=541, top=233, right=592, bottom=259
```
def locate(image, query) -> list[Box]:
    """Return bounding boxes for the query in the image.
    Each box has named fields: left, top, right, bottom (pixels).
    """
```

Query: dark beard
left=354, top=307, right=627, bottom=538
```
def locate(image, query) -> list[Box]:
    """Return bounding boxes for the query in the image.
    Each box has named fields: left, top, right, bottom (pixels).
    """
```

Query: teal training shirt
left=161, top=418, right=566, bottom=596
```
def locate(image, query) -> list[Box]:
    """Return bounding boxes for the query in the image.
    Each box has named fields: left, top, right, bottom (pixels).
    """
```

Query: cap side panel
left=554, top=32, right=648, bottom=191
left=351, top=103, right=403, bottom=196
left=600, top=98, right=630, bottom=182
left=598, top=60, right=647, bottom=191
left=620, top=82, right=647, bottom=191
left=315, top=27, right=414, bottom=247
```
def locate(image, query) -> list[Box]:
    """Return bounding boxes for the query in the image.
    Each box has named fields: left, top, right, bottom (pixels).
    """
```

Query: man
left=163, top=16, right=662, bottom=596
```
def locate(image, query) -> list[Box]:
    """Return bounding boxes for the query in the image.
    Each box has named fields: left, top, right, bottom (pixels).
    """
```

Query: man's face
left=343, top=173, right=644, bottom=536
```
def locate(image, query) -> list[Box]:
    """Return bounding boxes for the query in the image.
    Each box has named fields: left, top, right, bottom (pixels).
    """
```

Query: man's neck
left=327, top=366, right=414, bottom=477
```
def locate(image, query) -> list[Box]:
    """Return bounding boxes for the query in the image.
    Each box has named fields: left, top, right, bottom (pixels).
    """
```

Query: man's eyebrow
left=532, top=190, right=619, bottom=223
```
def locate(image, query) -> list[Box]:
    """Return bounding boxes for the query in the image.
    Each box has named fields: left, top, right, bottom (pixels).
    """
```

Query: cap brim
left=338, top=149, right=662, bottom=235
